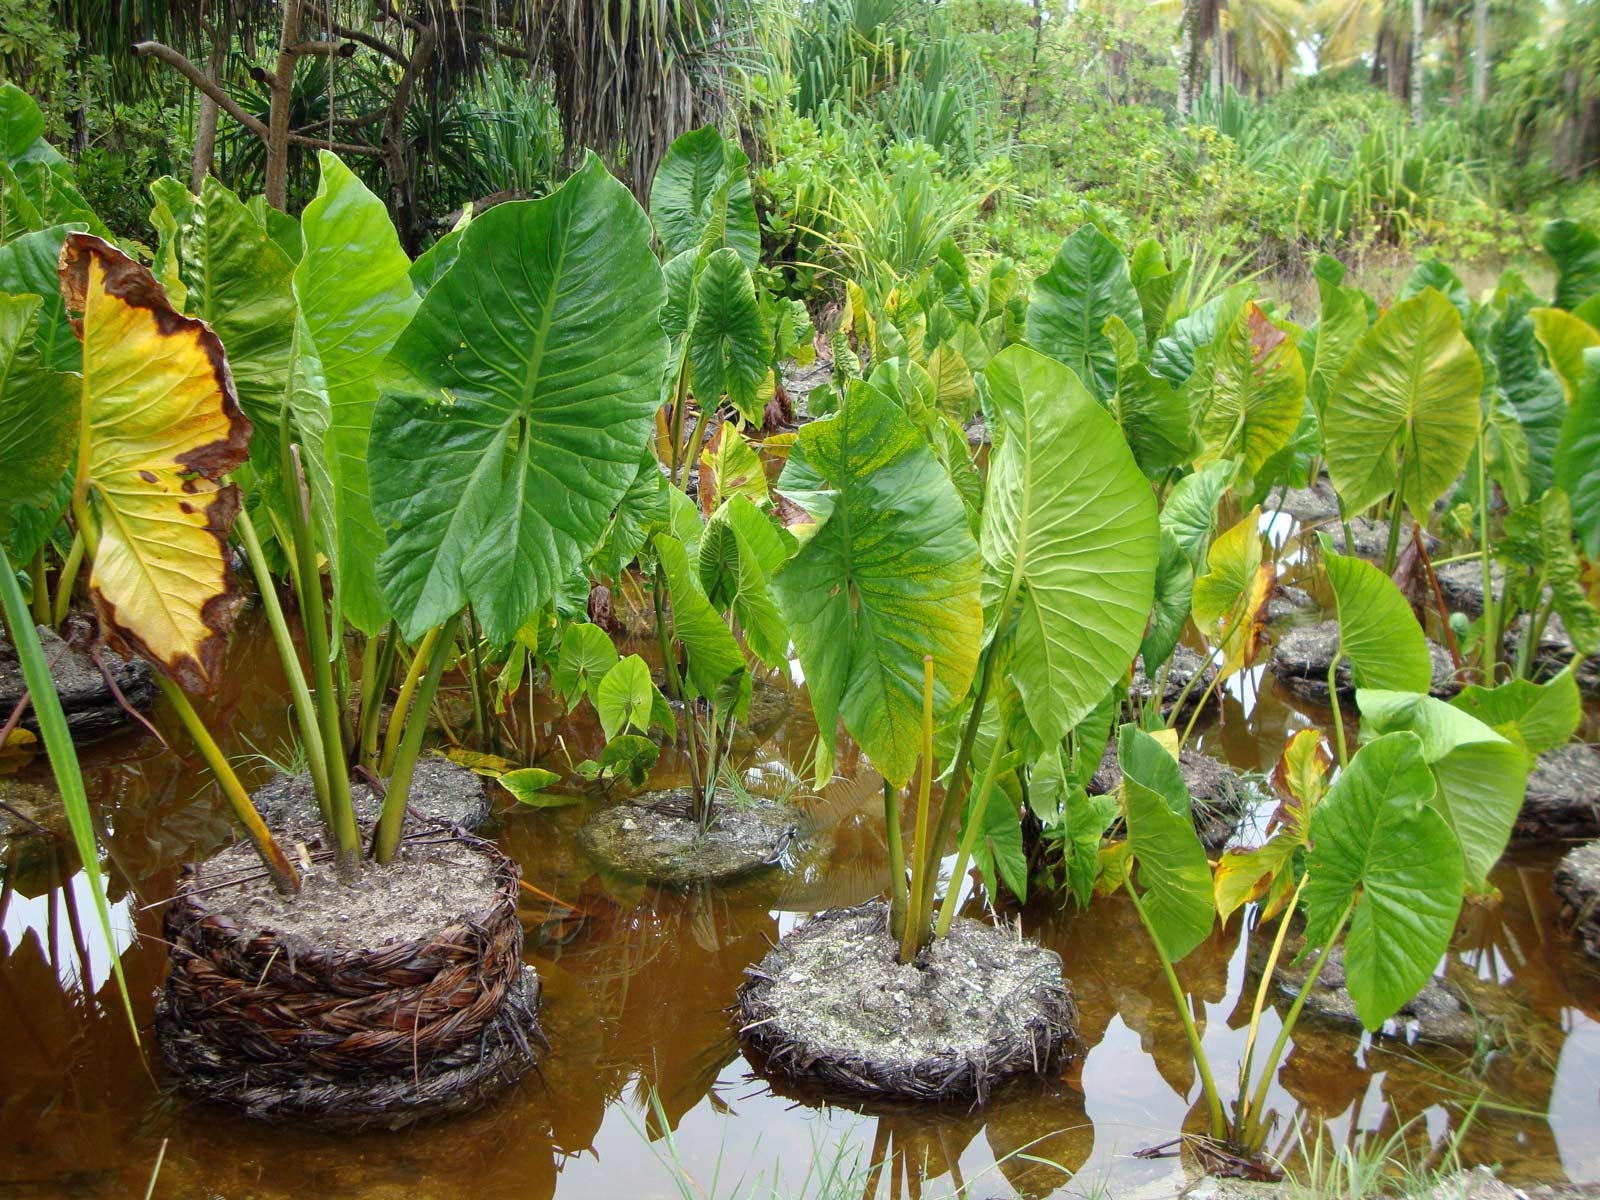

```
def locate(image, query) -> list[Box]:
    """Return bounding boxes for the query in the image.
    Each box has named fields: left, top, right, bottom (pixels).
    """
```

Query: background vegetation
left=3, top=0, right=1598, bottom=301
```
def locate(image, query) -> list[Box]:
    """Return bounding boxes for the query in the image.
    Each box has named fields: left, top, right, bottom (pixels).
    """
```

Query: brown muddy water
left=2, top=593, right=1598, bottom=1200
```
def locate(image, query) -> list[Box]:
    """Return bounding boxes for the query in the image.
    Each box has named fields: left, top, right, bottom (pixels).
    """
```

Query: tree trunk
left=383, top=25, right=437, bottom=253
left=1178, top=0, right=1199, bottom=117
left=1211, top=24, right=1223, bottom=101
left=1450, top=18, right=1464, bottom=107
left=1016, top=0, right=1045, bottom=135
left=264, top=0, right=304, bottom=211
left=1472, top=0, right=1490, bottom=105
left=190, top=4, right=225, bottom=193
left=1411, top=0, right=1425, bottom=127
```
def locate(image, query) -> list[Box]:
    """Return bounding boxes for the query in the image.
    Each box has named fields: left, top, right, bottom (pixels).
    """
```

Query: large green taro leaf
left=659, top=532, right=750, bottom=718
left=771, top=383, right=981, bottom=788
left=370, top=155, right=668, bottom=644
left=294, top=152, right=419, bottom=635
left=0, top=293, right=76, bottom=538
left=0, top=224, right=83, bottom=370
left=688, top=247, right=768, bottom=424
left=1306, top=255, right=1370, bottom=417
left=699, top=494, right=793, bottom=669
left=1492, top=286, right=1566, bottom=496
left=1321, top=540, right=1432, bottom=692
left=1450, top=669, right=1580, bottom=759
left=1195, top=300, right=1306, bottom=481
left=179, top=177, right=298, bottom=433
left=1355, top=689, right=1527, bottom=890
left=1555, top=347, right=1600, bottom=556
left=1104, top=312, right=1196, bottom=476
left=1545, top=219, right=1600, bottom=312
left=1530, top=307, right=1598, bottom=402
left=1303, top=731, right=1462, bottom=1030
left=982, top=345, right=1159, bottom=745
left=649, top=125, right=760, bottom=269
left=1160, top=460, right=1236, bottom=566
left=1025, top=225, right=1144, bottom=403
left=1322, top=288, right=1481, bottom=517
left=1120, top=723, right=1214, bottom=964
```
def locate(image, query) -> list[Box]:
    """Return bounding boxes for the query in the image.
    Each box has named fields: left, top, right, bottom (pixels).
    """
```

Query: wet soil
left=1087, top=745, right=1250, bottom=849
left=0, top=623, right=154, bottom=741
left=738, top=900, right=1076, bottom=1100
left=252, top=755, right=491, bottom=835
left=1265, top=934, right=1499, bottom=1047
left=1520, top=746, right=1600, bottom=842
left=1269, top=619, right=1460, bottom=703
left=1275, top=477, right=1341, bottom=523
left=1318, top=515, right=1436, bottom=560
left=1436, top=560, right=1501, bottom=619
left=578, top=787, right=800, bottom=886
left=1130, top=645, right=1220, bottom=716
left=1555, top=842, right=1600, bottom=961
left=192, top=831, right=497, bottom=952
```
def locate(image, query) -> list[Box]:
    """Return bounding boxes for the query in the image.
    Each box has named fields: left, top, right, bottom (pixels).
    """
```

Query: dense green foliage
left=5, top=0, right=1600, bottom=1163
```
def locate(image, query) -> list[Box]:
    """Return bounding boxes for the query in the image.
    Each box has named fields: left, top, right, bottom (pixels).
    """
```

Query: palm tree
left=1171, top=0, right=1305, bottom=110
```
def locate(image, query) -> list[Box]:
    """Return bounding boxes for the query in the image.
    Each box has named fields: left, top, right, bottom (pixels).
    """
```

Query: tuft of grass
left=1284, top=1103, right=1483, bottom=1200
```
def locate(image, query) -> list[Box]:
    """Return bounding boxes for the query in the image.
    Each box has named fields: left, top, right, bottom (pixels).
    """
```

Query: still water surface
left=1, top=606, right=1596, bottom=1199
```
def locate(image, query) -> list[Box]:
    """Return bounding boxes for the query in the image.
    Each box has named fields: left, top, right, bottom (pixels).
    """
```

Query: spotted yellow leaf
left=60, top=233, right=249, bottom=695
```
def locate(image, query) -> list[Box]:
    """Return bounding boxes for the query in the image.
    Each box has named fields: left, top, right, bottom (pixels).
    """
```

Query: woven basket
left=157, top=830, right=542, bottom=1126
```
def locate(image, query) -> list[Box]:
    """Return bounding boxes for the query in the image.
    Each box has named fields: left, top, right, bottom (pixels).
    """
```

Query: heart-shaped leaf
left=772, top=383, right=981, bottom=787
left=1303, top=731, right=1462, bottom=1029
left=60, top=233, right=249, bottom=694
left=1119, top=723, right=1214, bottom=963
left=982, top=345, right=1159, bottom=745
left=370, top=155, right=668, bottom=643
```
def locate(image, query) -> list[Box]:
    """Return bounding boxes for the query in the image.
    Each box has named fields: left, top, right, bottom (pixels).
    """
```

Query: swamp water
left=2, top=602, right=1598, bottom=1200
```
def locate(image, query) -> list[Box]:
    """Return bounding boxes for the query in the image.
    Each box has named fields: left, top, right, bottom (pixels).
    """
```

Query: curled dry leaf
left=59, top=233, right=250, bottom=695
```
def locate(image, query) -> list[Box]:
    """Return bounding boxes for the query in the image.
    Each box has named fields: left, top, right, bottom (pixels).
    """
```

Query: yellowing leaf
left=1214, top=834, right=1297, bottom=927
left=1191, top=508, right=1273, bottom=678
left=61, top=233, right=249, bottom=695
left=1273, top=728, right=1329, bottom=820
left=699, top=422, right=768, bottom=517
left=1531, top=306, right=1600, bottom=402
left=1150, top=727, right=1181, bottom=761
left=443, top=748, right=522, bottom=776
left=0, top=726, right=37, bottom=775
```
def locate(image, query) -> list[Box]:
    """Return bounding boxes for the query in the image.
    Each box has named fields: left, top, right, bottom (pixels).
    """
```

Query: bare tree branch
left=132, top=40, right=383, bottom=160
left=303, top=2, right=409, bottom=66
left=132, top=39, right=272, bottom=141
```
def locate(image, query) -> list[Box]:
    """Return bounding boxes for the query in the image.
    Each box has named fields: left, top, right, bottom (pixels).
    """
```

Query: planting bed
left=578, top=787, right=802, bottom=886
left=1268, top=619, right=1461, bottom=703
left=0, top=622, right=153, bottom=742
left=253, top=755, right=492, bottom=835
left=156, top=827, right=541, bottom=1129
left=736, top=901, right=1078, bottom=1102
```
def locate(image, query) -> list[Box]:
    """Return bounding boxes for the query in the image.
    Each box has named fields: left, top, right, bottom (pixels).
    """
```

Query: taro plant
left=365, top=151, right=669, bottom=860
left=1113, top=551, right=1535, bottom=1159
left=770, top=332, right=1161, bottom=958
left=2, top=137, right=675, bottom=897
left=649, top=125, right=770, bottom=484
left=640, top=421, right=797, bottom=831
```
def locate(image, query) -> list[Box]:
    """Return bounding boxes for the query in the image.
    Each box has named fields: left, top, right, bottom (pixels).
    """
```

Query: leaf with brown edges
left=59, top=233, right=250, bottom=695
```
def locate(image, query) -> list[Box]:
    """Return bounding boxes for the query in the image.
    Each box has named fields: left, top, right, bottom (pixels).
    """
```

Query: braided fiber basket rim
left=160, top=829, right=526, bottom=1076
left=735, top=902, right=1079, bottom=1104
left=158, top=965, right=543, bottom=1130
